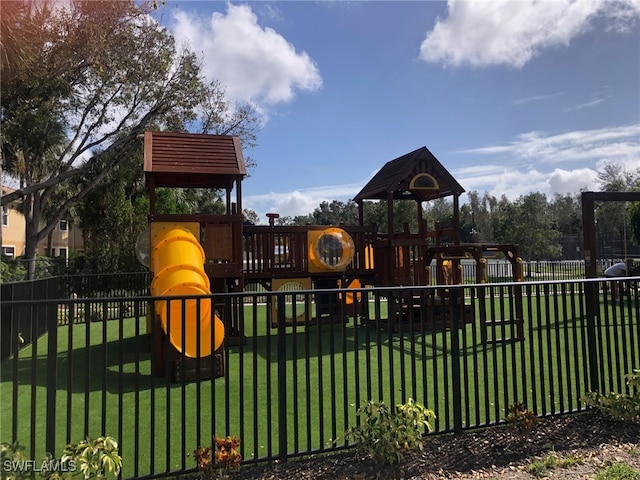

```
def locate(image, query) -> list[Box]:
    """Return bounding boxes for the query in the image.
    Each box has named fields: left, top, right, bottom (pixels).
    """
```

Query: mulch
left=232, top=411, right=639, bottom=480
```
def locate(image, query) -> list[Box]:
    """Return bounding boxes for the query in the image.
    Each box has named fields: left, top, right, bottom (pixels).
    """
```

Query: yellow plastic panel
left=271, top=277, right=312, bottom=326
left=308, top=227, right=355, bottom=273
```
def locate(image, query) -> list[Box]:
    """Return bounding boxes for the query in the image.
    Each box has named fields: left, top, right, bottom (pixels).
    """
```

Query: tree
left=495, top=193, right=561, bottom=261
left=311, top=200, right=358, bottom=226
left=194, top=85, right=261, bottom=168
left=493, top=197, right=520, bottom=247
left=459, top=203, right=475, bottom=243
left=242, top=209, right=260, bottom=225
left=464, top=191, right=496, bottom=243
left=0, top=0, right=234, bottom=277
left=77, top=160, right=149, bottom=273
left=549, top=193, right=582, bottom=237
left=628, top=201, right=640, bottom=247
left=594, top=162, right=639, bottom=258
left=548, top=193, right=582, bottom=258
left=362, top=200, right=419, bottom=234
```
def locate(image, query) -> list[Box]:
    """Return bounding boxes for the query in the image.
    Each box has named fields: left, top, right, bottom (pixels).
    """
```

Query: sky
left=153, top=0, right=640, bottom=224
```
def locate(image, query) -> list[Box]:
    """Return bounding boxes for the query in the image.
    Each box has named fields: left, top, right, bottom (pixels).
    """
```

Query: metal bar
left=552, top=283, right=564, bottom=412
left=277, top=294, right=288, bottom=463
left=450, top=288, right=463, bottom=434
left=560, top=283, right=574, bottom=411
left=102, top=300, right=108, bottom=436
left=134, top=298, right=141, bottom=479
left=328, top=298, right=337, bottom=448
left=526, top=283, right=538, bottom=415
left=291, top=296, right=300, bottom=454
left=304, top=298, right=312, bottom=452
left=66, top=298, right=74, bottom=444
left=118, top=305, right=124, bottom=470
left=164, top=300, right=173, bottom=474
left=45, top=300, right=58, bottom=455
left=251, top=299, right=260, bottom=461
left=84, top=301, right=91, bottom=437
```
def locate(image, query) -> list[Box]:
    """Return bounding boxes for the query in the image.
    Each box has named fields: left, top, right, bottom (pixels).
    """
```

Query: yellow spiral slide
left=150, top=223, right=224, bottom=358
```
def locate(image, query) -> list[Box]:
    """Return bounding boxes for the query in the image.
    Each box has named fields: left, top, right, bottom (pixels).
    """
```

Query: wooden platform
left=368, top=293, right=475, bottom=332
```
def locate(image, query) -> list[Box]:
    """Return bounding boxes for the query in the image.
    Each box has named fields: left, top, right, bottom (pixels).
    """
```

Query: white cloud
left=455, top=124, right=640, bottom=201
left=420, top=0, right=640, bottom=68
left=246, top=124, right=640, bottom=223
left=171, top=3, right=322, bottom=105
left=511, top=92, right=564, bottom=105
left=244, top=182, right=365, bottom=224
left=547, top=168, right=599, bottom=194
left=458, top=165, right=600, bottom=202
left=562, top=97, right=608, bottom=112
left=458, top=124, right=640, bottom=165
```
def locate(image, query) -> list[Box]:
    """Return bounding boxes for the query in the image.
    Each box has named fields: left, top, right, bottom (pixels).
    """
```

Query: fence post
left=46, top=295, right=58, bottom=455
left=450, top=288, right=463, bottom=434
left=276, top=294, right=288, bottom=463
left=584, top=281, right=600, bottom=393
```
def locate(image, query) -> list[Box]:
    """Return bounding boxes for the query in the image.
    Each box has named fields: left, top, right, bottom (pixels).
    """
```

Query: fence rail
left=1, top=273, right=638, bottom=479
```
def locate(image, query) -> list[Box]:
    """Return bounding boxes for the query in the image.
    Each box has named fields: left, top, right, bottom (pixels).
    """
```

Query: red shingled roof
left=143, top=131, right=246, bottom=189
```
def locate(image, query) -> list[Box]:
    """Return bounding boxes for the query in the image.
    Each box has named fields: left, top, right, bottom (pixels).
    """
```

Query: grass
left=527, top=451, right=584, bottom=477
left=595, top=462, right=640, bottom=480
left=1, top=289, right=637, bottom=479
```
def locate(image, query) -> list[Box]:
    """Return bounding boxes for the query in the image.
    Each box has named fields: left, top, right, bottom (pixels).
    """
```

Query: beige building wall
left=2, top=187, right=84, bottom=259
left=2, top=204, right=27, bottom=257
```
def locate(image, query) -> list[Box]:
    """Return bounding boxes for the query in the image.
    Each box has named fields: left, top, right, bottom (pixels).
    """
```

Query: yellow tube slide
left=150, top=224, right=224, bottom=357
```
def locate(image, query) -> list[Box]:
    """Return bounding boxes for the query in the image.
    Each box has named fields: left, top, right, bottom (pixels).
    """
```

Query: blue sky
left=155, top=0, right=640, bottom=224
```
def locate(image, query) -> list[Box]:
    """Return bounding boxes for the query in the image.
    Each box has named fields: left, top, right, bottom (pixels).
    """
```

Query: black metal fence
left=0, top=277, right=60, bottom=361
left=1, top=274, right=638, bottom=479
left=61, top=272, right=150, bottom=298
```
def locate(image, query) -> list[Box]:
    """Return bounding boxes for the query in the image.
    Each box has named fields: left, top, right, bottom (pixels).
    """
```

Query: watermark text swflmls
left=2, top=458, right=76, bottom=474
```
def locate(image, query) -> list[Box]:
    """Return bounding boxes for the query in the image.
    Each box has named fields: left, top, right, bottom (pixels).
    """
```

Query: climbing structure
left=350, top=146, right=524, bottom=337
left=143, top=132, right=526, bottom=383
left=144, top=131, right=247, bottom=381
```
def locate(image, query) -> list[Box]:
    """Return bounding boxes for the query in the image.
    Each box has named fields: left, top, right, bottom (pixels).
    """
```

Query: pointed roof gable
left=352, top=146, right=465, bottom=202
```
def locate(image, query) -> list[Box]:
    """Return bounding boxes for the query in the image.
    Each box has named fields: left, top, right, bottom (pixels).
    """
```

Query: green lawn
left=1, top=290, right=637, bottom=479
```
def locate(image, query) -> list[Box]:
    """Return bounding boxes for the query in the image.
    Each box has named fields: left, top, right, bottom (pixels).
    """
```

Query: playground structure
left=581, top=191, right=640, bottom=278
left=142, top=131, right=524, bottom=381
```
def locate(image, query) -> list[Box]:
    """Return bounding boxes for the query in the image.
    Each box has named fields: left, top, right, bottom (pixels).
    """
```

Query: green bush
left=0, top=259, right=26, bottom=282
left=344, top=398, right=435, bottom=465
left=61, top=436, right=122, bottom=479
left=0, top=436, right=121, bottom=480
left=0, top=255, right=65, bottom=282
left=582, top=370, right=640, bottom=423
left=0, top=440, right=29, bottom=479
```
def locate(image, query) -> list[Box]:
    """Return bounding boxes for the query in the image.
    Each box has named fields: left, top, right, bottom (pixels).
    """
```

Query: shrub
left=344, top=398, right=435, bottom=465
left=61, top=435, right=122, bottom=479
left=0, top=440, right=29, bottom=480
left=194, top=435, right=242, bottom=479
left=505, top=403, right=539, bottom=445
left=0, top=436, right=121, bottom=480
left=582, top=370, right=640, bottom=423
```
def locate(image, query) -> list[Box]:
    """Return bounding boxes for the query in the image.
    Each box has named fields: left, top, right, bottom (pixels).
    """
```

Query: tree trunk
left=0, top=161, right=4, bottom=252
left=22, top=191, right=42, bottom=280
left=24, top=231, right=38, bottom=279
left=47, top=229, right=53, bottom=257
